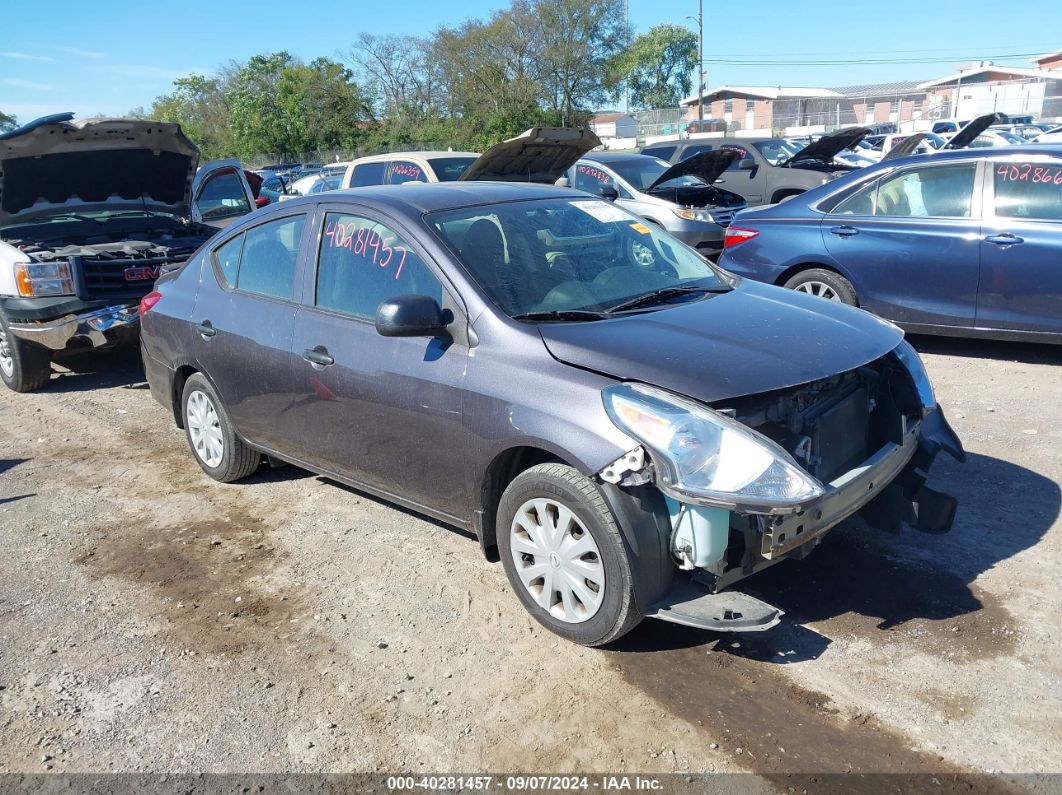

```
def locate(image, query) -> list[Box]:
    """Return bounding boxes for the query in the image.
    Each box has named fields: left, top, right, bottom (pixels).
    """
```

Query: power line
left=701, top=52, right=1045, bottom=66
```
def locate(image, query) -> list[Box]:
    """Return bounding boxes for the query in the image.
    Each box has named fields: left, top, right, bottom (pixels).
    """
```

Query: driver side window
left=574, top=163, right=616, bottom=195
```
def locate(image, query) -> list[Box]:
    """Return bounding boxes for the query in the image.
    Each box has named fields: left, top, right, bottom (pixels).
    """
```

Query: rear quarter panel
left=718, top=210, right=840, bottom=286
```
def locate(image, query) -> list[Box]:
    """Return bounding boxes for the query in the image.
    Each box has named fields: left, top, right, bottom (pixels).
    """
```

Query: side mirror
left=375, top=294, right=451, bottom=338
left=738, top=158, right=756, bottom=171
left=600, top=185, right=620, bottom=201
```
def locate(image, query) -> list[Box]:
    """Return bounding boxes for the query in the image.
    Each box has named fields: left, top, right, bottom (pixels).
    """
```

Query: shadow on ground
left=48, top=345, right=148, bottom=393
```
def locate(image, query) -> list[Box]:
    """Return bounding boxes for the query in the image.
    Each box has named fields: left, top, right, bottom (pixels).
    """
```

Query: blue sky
left=1, top=0, right=1059, bottom=122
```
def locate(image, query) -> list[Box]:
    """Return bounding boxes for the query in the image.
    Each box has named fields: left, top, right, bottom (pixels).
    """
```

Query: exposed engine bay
left=644, top=184, right=746, bottom=211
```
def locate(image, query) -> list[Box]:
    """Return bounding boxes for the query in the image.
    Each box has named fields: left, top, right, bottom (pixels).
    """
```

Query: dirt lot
left=1, top=336, right=1060, bottom=791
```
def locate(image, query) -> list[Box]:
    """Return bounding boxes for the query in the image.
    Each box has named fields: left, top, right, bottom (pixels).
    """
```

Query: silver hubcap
left=509, top=498, right=605, bottom=624
left=186, top=390, right=224, bottom=468
left=795, top=280, right=841, bottom=301
left=0, top=328, right=13, bottom=378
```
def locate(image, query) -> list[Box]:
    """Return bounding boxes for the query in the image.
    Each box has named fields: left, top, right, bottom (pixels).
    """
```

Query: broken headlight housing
left=603, top=383, right=825, bottom=513
left=893, top=340, right=935, bottom=413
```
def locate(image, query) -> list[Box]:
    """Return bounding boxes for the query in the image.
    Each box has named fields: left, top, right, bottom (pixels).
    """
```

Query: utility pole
left=697, top=0, right=704, bottom=125
left=625, top=0, right=630, bottom=113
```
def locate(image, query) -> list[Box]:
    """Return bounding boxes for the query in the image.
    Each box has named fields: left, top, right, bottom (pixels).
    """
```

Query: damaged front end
left=597, top=340, right=963, bottom=632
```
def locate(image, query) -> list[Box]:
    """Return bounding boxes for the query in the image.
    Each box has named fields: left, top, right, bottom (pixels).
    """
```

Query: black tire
left=0, top=310, right=51, bottom=393
left=180, top=373, right=260, bottom=483
left=497, top=463, right=645, bottom=646
left=784, top=268, right=858, bottom=306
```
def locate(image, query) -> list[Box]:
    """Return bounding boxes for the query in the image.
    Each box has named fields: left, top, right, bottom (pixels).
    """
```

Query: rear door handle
left=985, top=233, right=1024, bottom=247
left=829, top=225, right=859, bottom=237
left=302, top=347, right=334, bottom=367
left=196, top=321, right=217, bottom=339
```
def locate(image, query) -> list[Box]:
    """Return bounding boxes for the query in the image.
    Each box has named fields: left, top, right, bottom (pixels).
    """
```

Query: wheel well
left=171, top=365, right=198, bottom=428
left=770, top=188, right=805, bottom=204
left=476, top=446, right=569, bottom=562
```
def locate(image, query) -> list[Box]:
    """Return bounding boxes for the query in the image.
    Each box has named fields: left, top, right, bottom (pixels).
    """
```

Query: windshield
left=606, top=157, right=705, bottom=191
left=428, top=156, right=478, bottom=182
left=753, top=139, right=804, bottom=165
left=428, top=197, right=727, bottom=318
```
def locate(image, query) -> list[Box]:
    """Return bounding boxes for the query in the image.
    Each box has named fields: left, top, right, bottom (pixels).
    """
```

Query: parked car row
left=1, top=113, right=969, bottom=649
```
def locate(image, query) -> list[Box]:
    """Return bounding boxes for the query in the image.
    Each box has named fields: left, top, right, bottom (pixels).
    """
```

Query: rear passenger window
left=993, top=162, right=1062, bottom=221
left=234, top=215, right=306, bottom=300
left=348, top=161, right=387, bottom=187
left=832, top=164, right=977, bottom=218
left=315, top=212, right=443, bottom=320
left=389, top=160, right=428, bottom=184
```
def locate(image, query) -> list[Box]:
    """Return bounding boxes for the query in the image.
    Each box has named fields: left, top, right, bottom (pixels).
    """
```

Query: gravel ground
left=0, top=336, right=1059, bottom=791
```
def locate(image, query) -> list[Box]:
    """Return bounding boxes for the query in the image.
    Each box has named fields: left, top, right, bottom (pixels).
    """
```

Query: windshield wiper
left=512, top=309, right=609, bottom=322
left=22, top=213, right=105, bottom=225
left=606, top=284, right=726, bottom=314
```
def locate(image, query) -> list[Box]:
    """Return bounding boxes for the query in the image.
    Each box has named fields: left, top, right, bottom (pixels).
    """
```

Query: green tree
left=611, top=24, right=698, bottom=110
left=0, top=110, right=17, bottom=133
left=151, top=74, right=234, bottom=159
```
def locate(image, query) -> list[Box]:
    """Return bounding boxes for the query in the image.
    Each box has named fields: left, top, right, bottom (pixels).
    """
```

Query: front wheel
left=784, top=268, right=858, bottom=306
left=497, top=463, right=644, bottom=646
left=0, top=310, right=51, bottom=393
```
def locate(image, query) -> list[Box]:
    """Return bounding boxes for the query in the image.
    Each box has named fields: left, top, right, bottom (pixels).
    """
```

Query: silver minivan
left=566, top=152, right=747, bottom=257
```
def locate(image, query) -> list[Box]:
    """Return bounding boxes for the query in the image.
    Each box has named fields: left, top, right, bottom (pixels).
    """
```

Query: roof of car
left=582, top=152, right=659, bottom=163
left=249, top=181, right=576, bottom=219
left=870, top=143, right=1062, bottom=170
left=349, top=151, right=480, bottom=164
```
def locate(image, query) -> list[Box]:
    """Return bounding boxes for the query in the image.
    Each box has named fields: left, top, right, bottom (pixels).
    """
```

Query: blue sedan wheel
left=784, top=268, right=858, bottom=306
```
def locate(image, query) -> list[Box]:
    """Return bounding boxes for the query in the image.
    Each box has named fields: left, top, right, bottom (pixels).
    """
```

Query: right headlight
left=603, top=383, right=825, bottom=513
left=15, top=261, right=75, bottom=298
left=672, top=207, right=714, bottom=223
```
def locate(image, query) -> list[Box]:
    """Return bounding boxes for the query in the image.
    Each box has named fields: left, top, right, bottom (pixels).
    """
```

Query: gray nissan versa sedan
left=140, top=182, right=964, bottom=646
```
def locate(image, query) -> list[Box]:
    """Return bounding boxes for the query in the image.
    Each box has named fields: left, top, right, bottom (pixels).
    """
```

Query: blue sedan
left=718, top=145, right=1062, bottom=343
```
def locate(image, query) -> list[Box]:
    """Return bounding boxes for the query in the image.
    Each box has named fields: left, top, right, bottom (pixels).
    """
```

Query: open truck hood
left=646, top=149, right=739, bottom=191
left=460, top=127, right=601, bottom=184
left=787, top=127, right=871, bottom=166
left=0, top=112, right=200, bottom=225
left=537, top=279, right=903, bottom=404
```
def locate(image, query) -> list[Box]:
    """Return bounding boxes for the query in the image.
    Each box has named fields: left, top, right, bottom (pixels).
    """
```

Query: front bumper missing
left=7, top=304, right=140, bottom=351
left=761, top=424, right=920, bottom=560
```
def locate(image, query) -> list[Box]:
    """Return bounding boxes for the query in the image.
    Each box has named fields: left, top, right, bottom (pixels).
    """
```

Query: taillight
left=723, top=227, right=760, bottom=249
left=139, top=291, right=162, bottom=317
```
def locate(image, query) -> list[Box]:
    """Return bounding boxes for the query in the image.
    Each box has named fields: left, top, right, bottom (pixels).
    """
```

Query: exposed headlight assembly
left=15, top=261, right=75, bottom=298
left=603, top=383, right=824, bottom=513
left=672, top=207, right=714, bottom=223
left=893, top=340, right=935, bottom=413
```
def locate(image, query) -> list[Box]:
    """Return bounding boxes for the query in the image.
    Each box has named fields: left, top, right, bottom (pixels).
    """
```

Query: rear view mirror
left=738, top=158, right=756, bottom=170
left=375, top=294, right=451, bottom=338
left=600, top=185, right=620, bottom=201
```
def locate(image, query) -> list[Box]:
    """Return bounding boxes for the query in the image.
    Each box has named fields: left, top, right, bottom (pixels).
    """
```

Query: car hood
left=882, top=133, right=928, bottom=161
left=460, top=127, right=602, bottom=184
left=537, top=279, right=904, bottom=404
left=945, top=113, right=1004, bottom=150
left=787, top=127, right=872, bottom=165
left=0, top=112, right=200, bottom=225
left=646, top=149, right=739, bottom=191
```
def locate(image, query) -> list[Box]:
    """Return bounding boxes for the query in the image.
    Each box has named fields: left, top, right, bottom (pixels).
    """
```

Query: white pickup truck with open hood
left=0, top=113, right=255, bottom=392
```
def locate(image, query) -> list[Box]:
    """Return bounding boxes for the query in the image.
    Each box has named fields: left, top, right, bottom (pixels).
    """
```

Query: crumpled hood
left=538, top=279, right=904, bottom=404
left=0, top=112, right=200, bottom=225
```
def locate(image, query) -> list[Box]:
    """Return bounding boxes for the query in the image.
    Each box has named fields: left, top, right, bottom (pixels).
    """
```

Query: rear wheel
left=497, top=463, right=644, bottom=646
left=0, top=311, right=51, bottom=393
left=784, top=268, right=858, bottom=306
left=181, top=373, right=261, bottom=482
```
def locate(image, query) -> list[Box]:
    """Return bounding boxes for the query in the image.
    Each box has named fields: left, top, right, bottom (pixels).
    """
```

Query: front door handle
left=196, top=320, right=217, bottom=339
left=985, top=233, right=1024, bottom=247
left=829, top=225, right=860, bottom=237
left=302, top=347, right=334, bottom=367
